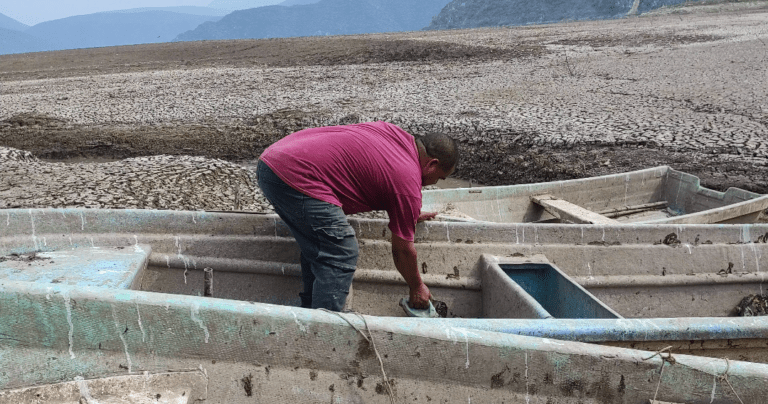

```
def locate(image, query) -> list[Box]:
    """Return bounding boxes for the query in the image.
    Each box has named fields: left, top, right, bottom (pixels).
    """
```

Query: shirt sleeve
left=386, top=193, right=421, bottom=242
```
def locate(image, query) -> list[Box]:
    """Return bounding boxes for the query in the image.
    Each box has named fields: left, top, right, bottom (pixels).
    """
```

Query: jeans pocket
left=313, top=224, right=356, bottom=240
left=305, top=201, right=353, bottom=236
left=306, top=203, right=358, bottom=270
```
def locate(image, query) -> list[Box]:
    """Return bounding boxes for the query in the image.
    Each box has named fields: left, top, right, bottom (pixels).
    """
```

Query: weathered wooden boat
left=2, top=208, right=768, bottom=402
left=422, top=166, right=768, bottom=224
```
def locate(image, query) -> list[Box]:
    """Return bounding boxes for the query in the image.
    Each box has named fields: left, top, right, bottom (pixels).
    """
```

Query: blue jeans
left=256, top=160, right=359, bottom=311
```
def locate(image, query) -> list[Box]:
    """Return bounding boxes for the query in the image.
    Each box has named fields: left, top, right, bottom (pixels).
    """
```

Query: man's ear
left=427, top=158, right=441, bottom=171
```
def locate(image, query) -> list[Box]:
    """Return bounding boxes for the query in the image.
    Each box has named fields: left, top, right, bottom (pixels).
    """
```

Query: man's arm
left=391, top=233, right=432, bottom=309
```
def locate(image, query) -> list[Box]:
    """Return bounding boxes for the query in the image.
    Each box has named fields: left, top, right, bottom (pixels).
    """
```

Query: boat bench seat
left=479, top=254, right=622, bottom=319
left=532, top=194, right=619, bottom=225
left=0, top=245, right=151, bottom=290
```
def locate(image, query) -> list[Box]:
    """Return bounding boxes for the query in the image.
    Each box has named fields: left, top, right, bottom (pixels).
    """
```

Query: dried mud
left=2, top=0, right=768, bottom=204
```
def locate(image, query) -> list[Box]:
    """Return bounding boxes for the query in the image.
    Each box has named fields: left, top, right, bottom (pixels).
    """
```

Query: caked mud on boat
left=1, top=208, right=768, bottom=403
left=422, top=166, right=768, bottom=224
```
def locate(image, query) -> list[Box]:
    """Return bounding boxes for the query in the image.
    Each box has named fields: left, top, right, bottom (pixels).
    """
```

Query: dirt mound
left=2, top=113, right=68, bottom=128
left=301, top=39, right=545, bottom=65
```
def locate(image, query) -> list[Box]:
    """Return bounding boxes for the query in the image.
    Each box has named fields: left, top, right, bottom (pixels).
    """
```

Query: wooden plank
left=532, top=194, right=619, bottom=225
left=598, top=201, right=668, bottom=217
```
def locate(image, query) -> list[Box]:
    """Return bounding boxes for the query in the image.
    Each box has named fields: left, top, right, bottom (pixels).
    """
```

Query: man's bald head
left=415, top=132, right=459, bottom=174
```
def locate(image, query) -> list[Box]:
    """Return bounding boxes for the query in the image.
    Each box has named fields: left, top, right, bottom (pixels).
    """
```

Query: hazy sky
left=0, top=0, right=283, bottom=26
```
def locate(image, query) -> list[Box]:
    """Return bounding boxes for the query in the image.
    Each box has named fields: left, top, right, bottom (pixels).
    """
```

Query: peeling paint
left=136, top=303, right=146, bottom=343
left=292, top=311, right=308, bottom=333
left=191, top=303, right=210, bottom=343
left=64, top=292, right=75, bottom=359
left=112, top=305, right=133, bottom=372
left=525, top=352, right=530, bottom=404
left=133, top=235, right=143, bottom=253
left=515, top=224, right=519, bottom=244
left=74, top=376, right=95, bottom=402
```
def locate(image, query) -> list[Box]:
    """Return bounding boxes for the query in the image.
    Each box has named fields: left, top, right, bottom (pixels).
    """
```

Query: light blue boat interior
left=499, top=262, right=622, bottom=319
left=0, top=244, right=625, bottom=321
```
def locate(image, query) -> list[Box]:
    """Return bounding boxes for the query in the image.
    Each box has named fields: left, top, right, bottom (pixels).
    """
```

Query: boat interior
left=422, top=166, right=768, bottom=224
left=2, top=209, right=766, bottom=321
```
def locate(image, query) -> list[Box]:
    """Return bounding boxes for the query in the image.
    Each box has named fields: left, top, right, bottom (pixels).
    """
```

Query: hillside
left=0, top=12, right=29, bottom=31
left=0, top=27, right=54, bottom=55
left=176, top=0, right=450, bottom=41
left=104, top=6, right=230, bottom=16
left=25, top=11, right=222, bottom=51
left=279, top=0, right=321, bottom=5
left=207, top=0, right=281, bottom=10
left=426, top=0, right=692, bottom=30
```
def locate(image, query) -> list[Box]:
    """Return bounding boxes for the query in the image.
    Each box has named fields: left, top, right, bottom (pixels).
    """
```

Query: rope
left=358, top=313, right=396, bottom=404
left=650, top=360, right=666, bottom=404
left=642, top=346, right=675, bottom=404
left=718, top=358, right=745, bottom=404
left=642, top=348, right=745, bottom=404
left=642, top=346, right=676, bottom=364
left=320, top=309, right=396, bottom=404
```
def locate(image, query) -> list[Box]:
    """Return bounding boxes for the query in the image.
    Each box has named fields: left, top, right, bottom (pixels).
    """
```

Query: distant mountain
left=0, top=12, right=29, bottom=31
left=25, top=11, right=222, bottom=51
left=103, top=6, right=231, bottom=17
left=279, top=0, right=321, bottom=5
left=176, top=0, right=451, bottom=42
left=207, top=0, right=282, bottom=11
left=426, top=0, right=690, bottom=30
left=0, top=27, right=55, bottom=55
left=209, top=0, right=321, bottom=11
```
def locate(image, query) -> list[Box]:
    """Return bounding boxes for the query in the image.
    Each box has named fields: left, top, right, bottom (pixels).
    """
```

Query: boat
left=2, top=208, right=768, bottom=402
left=4, top=278, right=768, bottom=403
left=422, top=166, right=768, bottom=224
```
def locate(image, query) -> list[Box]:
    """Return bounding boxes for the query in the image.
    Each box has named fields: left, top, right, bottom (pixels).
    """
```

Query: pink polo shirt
left=260, top=121, right=422, bottom=242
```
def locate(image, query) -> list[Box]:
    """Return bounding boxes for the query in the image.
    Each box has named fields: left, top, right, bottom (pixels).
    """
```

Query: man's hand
left=409, top=282, right=432, bottom=309
left=417, top=211, right=438, bottom=223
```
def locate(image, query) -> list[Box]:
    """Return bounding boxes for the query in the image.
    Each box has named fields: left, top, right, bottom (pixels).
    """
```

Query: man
left=257, top=121, right=458, bottom=312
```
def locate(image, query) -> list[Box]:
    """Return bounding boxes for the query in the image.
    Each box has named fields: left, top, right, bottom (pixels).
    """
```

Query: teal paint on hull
left=1, top=279, right=768, bottom=403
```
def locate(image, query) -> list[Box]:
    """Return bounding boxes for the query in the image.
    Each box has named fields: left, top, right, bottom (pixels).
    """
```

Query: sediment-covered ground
left=1, top=0, right=767, bottom=211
